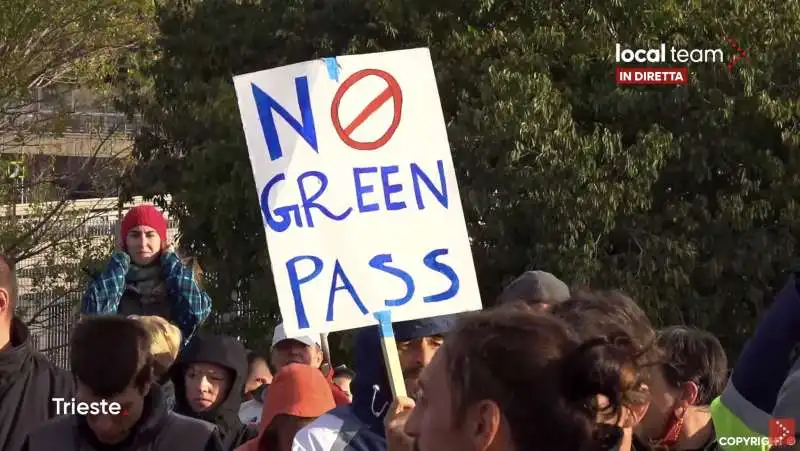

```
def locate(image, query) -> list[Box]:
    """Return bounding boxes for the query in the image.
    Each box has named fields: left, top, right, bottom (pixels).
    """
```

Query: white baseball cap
left=270, top=322, right=321, bottom=349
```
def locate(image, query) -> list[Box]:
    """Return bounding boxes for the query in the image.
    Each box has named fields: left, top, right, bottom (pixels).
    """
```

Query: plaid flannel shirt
left=81, top=251, right=212, bottom=347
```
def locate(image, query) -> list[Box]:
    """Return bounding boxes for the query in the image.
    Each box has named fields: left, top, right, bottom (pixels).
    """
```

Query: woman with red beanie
left=80, top=204, right=212, bottom=348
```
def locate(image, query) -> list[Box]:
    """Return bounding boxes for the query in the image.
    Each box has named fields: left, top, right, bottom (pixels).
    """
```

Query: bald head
left=0, top=254, right=17, bottom=322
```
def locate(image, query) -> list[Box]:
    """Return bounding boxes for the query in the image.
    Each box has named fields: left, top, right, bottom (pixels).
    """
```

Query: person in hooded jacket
left=292, top=314, right=458, bottom=451
left=172, top=334, right=258, bottom=451
left=81, top=204, right=211, bottom=348
left=235, top=363, right=336, bottom=451
left=0, top=254, right=74, bottom=451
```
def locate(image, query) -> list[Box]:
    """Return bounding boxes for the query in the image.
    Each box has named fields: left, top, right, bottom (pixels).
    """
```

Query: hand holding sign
left=234, top=49, right=483, bottom=436
left=384, top=396, right=416, bottom=451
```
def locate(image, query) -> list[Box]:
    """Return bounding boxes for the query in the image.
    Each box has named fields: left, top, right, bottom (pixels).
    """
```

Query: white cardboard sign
left=233, top=48, right=482, bottom=338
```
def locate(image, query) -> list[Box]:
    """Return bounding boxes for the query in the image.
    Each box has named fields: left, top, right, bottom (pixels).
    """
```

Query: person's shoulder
left=238, top=399, right=262, bottom=425
left=25, top=350, right=73, bottom=394
left=294, top=408, right=381, bottom=451
left=240, top=423, right=259, bottom=442
left=25, top=415, right=78, bottom=449
left=157, top=412, right=224, bottom=451
left=238, top=399, right=262, bottom=413
left=294, top=411, right=349, bottom=441
left=28, top=414, right=77, bottom=436
left=165, top=411, right=217, bottom=433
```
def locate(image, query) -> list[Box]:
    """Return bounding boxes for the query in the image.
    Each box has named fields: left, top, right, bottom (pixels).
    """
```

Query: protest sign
left=233, top=48, right=481, bottom=339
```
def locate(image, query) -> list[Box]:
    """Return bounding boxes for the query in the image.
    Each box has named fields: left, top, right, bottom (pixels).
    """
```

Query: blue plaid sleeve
left=161, top=251, right=212, bottom=346
left=81, top=252, right=130, bottom=314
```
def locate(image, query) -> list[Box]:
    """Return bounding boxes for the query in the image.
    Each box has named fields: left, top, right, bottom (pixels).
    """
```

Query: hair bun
left=561, top=333, right=644, bottom=420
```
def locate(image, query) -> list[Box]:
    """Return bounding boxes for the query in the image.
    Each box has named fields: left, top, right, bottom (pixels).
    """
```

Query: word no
left=262, top=160, right=448, bottom=233
left=288, top=247, right=460, bottom=329
left=52, top=397, right=126, bottom=416
left=252, top=70, right=402, bottom=161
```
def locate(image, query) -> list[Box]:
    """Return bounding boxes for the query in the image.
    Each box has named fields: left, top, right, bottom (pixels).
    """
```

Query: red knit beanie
left=120, top=205, right=168, bottom=250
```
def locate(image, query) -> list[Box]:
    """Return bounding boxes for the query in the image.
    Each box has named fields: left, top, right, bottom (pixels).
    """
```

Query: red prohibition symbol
left=330, top=69, right=403, bottom=151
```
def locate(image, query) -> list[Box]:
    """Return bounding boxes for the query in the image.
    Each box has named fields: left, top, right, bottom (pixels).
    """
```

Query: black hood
left=171, top=334, right=248, bottom=440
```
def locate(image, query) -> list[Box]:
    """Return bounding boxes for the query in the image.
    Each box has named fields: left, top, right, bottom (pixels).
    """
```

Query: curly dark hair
left=550, top=290, right=662, bottom=372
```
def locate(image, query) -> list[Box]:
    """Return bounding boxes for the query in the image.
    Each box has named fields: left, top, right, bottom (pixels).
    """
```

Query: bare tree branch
left=1, top=0, right=154, bottom=336
left=3, top=127, right=130, bottom=261
left=23, top=285, right=81, bottom=327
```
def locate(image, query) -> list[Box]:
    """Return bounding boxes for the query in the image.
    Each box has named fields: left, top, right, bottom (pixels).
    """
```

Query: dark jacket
left=81, top=251, right=212, bottom=348
left=172, top=334, right=258, bottom=451
left=22, top=383, right=224, bottom=451
left=291, top=315, right=458, bottom=451
left=0, top=317, right=74, bottom=451
left=159, top=377, right=176, bottom=412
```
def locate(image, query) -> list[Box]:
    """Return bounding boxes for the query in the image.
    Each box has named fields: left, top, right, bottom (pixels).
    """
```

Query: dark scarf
left=125, top=263, right=165, bottom=305
left=126, top=263, right=161, bottom=283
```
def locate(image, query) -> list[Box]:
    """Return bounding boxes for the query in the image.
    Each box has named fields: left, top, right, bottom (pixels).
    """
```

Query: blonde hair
left=128, top=315, right=182, bottom=377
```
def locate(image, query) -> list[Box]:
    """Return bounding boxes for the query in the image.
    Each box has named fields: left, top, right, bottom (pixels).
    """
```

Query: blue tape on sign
left=322, top=57, right=340, bottom=82
left=374, top=311, right=394, bottom=338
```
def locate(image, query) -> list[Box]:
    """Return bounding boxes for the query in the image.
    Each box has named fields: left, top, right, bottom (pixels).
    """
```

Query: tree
left=0, top=0, right=156, bottom=338
left=117, top=0, right=800, bottom=360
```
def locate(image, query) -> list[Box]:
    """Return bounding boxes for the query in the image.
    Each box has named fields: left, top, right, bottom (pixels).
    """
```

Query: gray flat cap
left=497, top=270, right=570, bottom=305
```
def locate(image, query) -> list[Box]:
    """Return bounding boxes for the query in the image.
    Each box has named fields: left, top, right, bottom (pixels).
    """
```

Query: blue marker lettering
left=422, top=248, right=460, bottom=302
left=298, top=171, right=352, bottom=227
left=251, top=77, right=317, bottom=161
left=411, top=160, right=448, bottom=209
left=260, top=173, right=301, bottom=233
left=353, top=167, right=379, bottom=213
left=369, top=254, right=415, bottom=306
left=381, top=165, right=406, bottom=211
left=326, top=260, right=369, bottom=321
left=286, top=255, right=324, bottom=329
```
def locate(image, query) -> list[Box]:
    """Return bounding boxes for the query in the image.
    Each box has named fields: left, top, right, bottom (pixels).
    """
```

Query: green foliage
left=117, top=0, right=800, bottom=360
left=0, top=0, right=154, bottom=325
left=0, top=0, right=155, bottom=97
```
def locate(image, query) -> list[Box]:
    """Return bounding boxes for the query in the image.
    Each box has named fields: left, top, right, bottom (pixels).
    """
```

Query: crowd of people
left=0, top=204, right=799, bottom=451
